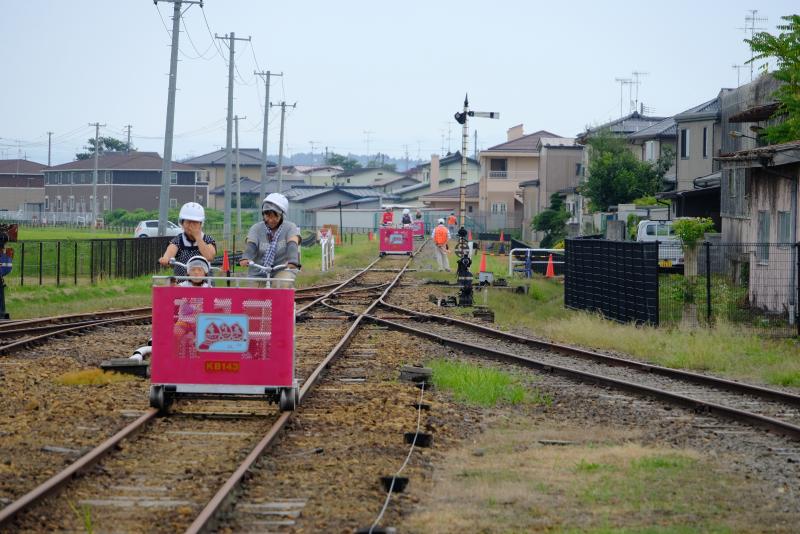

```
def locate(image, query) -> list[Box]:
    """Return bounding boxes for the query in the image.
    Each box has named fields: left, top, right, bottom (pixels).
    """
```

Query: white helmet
left=438, top=218, right=445, bottom=224
left=185, top=255, right=210, bottom=275
left=403, top=208, right=410, bottom=215
left=179, top=202, right=205, bottom=223
left=262, top=193, right=289, bottom=215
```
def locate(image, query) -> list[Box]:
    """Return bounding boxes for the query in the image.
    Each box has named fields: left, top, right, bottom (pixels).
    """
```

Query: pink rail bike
left=149, top=261, right=299, bottom=413
left=379, top=227, right=413, bottom=256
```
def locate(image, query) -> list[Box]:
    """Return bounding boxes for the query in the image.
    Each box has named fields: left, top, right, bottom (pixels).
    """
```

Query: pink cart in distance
left=379, top=227, right=413, bottom=256
left=411, top=220, right=425, bottom=239
left=149, top=279, right=298, bottom=412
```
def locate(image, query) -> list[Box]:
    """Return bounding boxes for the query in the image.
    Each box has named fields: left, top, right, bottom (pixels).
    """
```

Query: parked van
left=636, top=220, right=683, bottom=268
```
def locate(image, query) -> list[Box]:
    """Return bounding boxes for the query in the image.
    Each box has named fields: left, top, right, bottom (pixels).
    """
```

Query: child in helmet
left=178, top=256, right=212, bottom=287
left=159, top=202, right=217, bottom=277
left=401, top=208, right=412, bottom=226
left=239, top=193, right=301, bottom=288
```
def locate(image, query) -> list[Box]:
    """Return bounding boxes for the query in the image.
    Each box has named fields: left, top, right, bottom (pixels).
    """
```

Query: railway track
left=0, top=243, right=426, bottom=532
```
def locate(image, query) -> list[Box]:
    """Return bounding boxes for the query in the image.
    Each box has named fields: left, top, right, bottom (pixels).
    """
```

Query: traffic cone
left=479, top=252, right=487, bottom=273
left=499, top=230, right=504, bottom=243
left=222, top=250, right=230, bottom=272
left=545, top=254, right=555, bottom=278
left=336, top=233, right=342, bottom=245
left=468, top=229, right=472, bottom=241
left=368, top=231, right=373, bottom=241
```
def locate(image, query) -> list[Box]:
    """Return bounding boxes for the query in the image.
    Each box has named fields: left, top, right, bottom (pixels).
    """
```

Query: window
left=146, top=221, right=158, bottom=228
left=68, top=196, right=75, bottom=211
left=680, top=128, right=690, bottom=159
left=722, top=167, right=749, bottom=218
left=56, top=196, right=62, bottom=210
left=646, top=224, right=656, bottom=236
left=757, top=210, right=770, bottom=263
left=468, top=205, right=473, bottom=213
left=491, top=202, right=507, bottom=214
left=169, top=198, right=178, bottom=208
left=575, top=163, right=583, bottom=176
left=44, top=196, right=49, bottom=210
left=702, top=127, right=708, bottom=158
left=103, top=195, right=109, bottom=211
left=170, top=172, right=178, bottom=185
left=644, top=141, right=655, bottom=162
left=489, top=158, right=507, bottom=178
left=778, top=211, right=791, bottom=246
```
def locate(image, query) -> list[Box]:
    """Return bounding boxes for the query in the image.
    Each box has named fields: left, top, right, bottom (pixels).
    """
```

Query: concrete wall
left=676, top=119, right=717, bottom=191
left=0, top=186, right=44, bottom=211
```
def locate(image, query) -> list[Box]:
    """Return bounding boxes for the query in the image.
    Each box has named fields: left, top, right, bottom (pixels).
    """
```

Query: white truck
left=636, top=220, right=683, bottom=268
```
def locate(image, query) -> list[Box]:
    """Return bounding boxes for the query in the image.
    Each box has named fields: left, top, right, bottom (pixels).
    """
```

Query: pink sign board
left=150, top=286, right=295, bottom=388
left=379, top=227, right=413, bottom=254
left=411, top=220, right=425, bottom=238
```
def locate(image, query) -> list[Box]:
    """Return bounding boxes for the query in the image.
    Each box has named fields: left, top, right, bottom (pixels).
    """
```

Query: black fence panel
left=6, top=237, right=172, bottom=285
left=565, top=239, right=659, bottom=325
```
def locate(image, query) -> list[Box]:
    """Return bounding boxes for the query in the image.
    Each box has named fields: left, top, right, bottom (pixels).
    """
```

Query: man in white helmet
left=159, top=202, right=217, bottom=277
left=431, top=218, right=451, bottom=271
left=401, top=208, right=412, bottom=226
left=239, top=193, right=301, bottom=288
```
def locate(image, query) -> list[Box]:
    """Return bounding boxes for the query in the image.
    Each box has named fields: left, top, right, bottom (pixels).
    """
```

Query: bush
left=672, top=217, right=715, bottom=248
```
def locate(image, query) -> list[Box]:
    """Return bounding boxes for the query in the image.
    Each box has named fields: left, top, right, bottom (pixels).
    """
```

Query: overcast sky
left=1, top=0, right=795, bottom=166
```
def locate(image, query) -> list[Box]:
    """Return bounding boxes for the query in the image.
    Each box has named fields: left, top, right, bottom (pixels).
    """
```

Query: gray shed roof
left=182, top=148, right=275, bottom=167
left=485, top=130, right=561, bottom=152
left=627, top=117, right=677, bottom=140
left=577, top=111, right=667, bottom=141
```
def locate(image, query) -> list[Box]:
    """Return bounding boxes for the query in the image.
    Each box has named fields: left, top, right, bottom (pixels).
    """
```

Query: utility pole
left=234, top=114, right=245, bottom=235
left=309, top=141, right=320, bottom=165
left=154, top=0, right=202, bottom=237
left=124, top=124, right=132, bottom=153
left=473, top=130, right=477, bottom=161
left=270, top=101, right=296, bottom=193
left=89, top=122, right=106, bottom=228
left=47, top=132, right=53, bottom=166
left=216, top=31, right=251, bottom=241
left=255, top=70, right=282, bottom=204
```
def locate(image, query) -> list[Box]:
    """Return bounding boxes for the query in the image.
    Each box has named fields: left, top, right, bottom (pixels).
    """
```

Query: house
left=520, top=138, right=584, bottom=243
left=406, top=151, right=480, bottom=186
left=627, top=117, right=677, bottom=188
left=332, top=167, right=405, bottom=187
left=207, top=176, right=305, bottom=209
left=392, top=178, right=456, bottom=205
left=477, top=125, right=560, bottom=231
left=183, top=148, right=274, bottom=210
left=292, top=165, right=345, bottom=186
left=717, top=141, right=799, bottom=315
left=372, top=174, right=420, bottom=193
left=418, top=182, right=479, bottom=219
left=283, top=185, right=398, bottom=227
left=43, top=151, right=203, bottom=216
left=0, top=159, right=47, bottom=214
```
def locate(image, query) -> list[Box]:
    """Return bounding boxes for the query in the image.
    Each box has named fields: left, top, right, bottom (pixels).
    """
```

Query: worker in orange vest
left=446, top=212, right=457, bottom=235
left=381, top=206, right=393, bottom=227
left=432, top=218, right=451, bottom=271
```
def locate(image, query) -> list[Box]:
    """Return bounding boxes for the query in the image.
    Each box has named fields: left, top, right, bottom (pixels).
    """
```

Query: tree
left=76, top=137, right=134, bottom=160
left=533, top=193, right=570, bottom=248
left=325, top=152, right=362, bottom=171
left=583, top=131, right=672, bottom=212
left=746, top=15, right=800, bottom=144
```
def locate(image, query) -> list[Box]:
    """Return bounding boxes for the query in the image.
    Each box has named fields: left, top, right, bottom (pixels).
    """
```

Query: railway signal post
left=453, top=95, right=498, bottom=306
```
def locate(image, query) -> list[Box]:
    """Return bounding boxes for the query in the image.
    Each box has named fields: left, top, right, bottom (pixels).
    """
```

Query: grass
left=402, top=420, right=775, bottom=533
left=56, top=368, right=135, bottom=386
left=16, top=227, right=129, bottom=240
left=468, top=274, right=800, bottom=388
left=427, top=358, right=551, bottom=407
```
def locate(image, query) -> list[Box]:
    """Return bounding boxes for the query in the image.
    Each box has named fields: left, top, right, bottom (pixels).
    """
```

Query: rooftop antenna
left=614, top=77, right=632, bottom=117
left=631, top=71, right=649, bottom=113
left=739, top=9, right=767, bottom=82
left=732, top=64, right=746, bottom=87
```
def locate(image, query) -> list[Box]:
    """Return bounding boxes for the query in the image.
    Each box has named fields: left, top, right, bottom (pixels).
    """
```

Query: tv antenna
left=739, top=9, right=767, bottom=82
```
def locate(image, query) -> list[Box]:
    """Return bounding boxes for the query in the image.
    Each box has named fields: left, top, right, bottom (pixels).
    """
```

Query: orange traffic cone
left=368, top=231, right=373, bottom=241
left=479, top=252, right=487, bottom=273
left=499, top=230, right=504, bottom=242
left=545, top=254, right=555, bottom=278
left=222, top=250, right=230, bottom=272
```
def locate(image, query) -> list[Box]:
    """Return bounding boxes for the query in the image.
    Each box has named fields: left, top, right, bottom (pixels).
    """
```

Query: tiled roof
left=45, top=152, right=196, bottom=171
left=0, top=159, right=48, bottom=174
left=421, top=182, right=479, bottom=199
left=208, top=177, right=305, bottom=195
left=577, top=112, right=667, bottom=140
left=334, top=167, right=403, bottom=178
left=485, top=130, right=561, bottom=152
left=373, top=175, right=420, bottom=186
left=182, top=148, right=274, bottom=167
left=674, top=97, right=723, bottom=122
left=627, top=117, right=677, bottom=140
left=283, top=185, right=395, bottom=203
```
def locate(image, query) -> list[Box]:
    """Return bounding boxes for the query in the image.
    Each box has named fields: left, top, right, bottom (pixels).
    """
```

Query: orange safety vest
left=433, top=225, right=449, bottom=245
left=447, top=215, right=457, bottom=225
